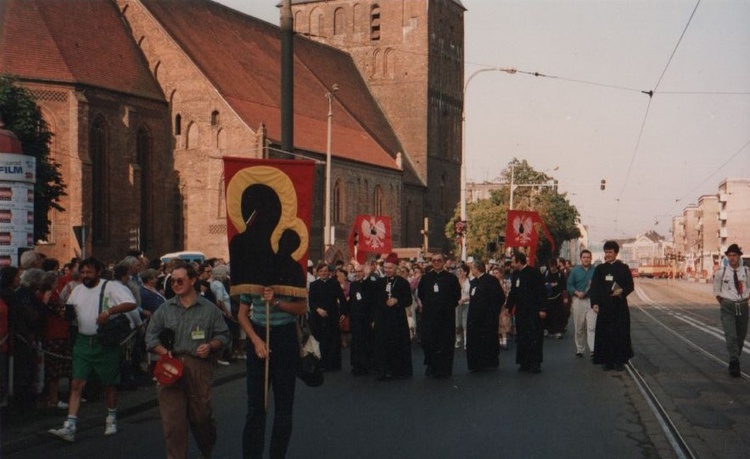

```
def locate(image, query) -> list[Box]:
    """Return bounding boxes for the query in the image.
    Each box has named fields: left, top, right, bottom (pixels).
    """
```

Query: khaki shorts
left=72, top=334, right=121, bottom=385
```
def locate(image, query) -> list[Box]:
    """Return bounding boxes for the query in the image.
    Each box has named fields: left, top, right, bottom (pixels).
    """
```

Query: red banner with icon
left=505, top=210, right=555, bottom=267
left=348, top=215, right=392, bottom=264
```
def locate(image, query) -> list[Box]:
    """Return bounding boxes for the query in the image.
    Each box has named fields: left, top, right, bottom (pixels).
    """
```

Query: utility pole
left=280, top=0, right=293, bottom=154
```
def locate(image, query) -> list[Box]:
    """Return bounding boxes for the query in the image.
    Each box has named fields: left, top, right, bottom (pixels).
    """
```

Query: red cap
left=154, top=354, right=184, bottom=385
left=384, top=252, right=399, bottom=265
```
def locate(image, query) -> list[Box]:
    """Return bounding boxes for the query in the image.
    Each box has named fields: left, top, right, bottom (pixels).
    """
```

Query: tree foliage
left=446, top=158, right=580, bottom=265
left=0, top=76, right=66, bottom=241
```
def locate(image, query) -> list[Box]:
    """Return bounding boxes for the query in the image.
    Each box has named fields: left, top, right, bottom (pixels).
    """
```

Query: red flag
left=349, top=215, right=392, bottom=263
left=505, top=210, right=555, bottom=267
left=223, top=157, right=315, bottom=298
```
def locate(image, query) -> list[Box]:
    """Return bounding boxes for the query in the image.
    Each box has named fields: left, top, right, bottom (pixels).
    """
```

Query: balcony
left=720, top=228, right=728, bottom=238
left=719, top=193, right=728, bottom=202
left=719, top=211, right=727, bottom=220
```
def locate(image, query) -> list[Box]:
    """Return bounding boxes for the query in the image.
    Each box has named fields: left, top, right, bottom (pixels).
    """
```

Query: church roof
left=141, top=0, right=420, bottom=181
left=0, top=0, right=164, bottom=101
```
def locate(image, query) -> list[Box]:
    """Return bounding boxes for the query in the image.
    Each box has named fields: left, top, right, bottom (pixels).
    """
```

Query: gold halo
left=226, top=165, right=308, bottom=261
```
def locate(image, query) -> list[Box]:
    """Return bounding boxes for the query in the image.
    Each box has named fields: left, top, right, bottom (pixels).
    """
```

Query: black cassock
left=308, top=278, right=347, bottom=371
left=373, top=276, right=413, bottom=378
left=342, top=277, right=375, bottom=373
left=507, top=265, right=546, bottom=367
left=467, top=273, right=506, bottom=372
left=417, top=269, right=461, bottom=377
left=590, top=260, right=634, bottom=366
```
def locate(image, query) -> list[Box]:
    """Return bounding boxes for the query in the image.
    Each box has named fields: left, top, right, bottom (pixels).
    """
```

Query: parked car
left=160, top=251, right=206, bottom=265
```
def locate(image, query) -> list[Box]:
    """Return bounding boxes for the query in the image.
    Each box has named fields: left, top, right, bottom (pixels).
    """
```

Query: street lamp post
left=324, top=84, right=339, bottom=252
left=461, top=67, right=517, bottom=260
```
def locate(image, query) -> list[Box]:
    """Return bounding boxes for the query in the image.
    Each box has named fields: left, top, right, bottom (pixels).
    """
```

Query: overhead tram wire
left=671, top=136, right=750, bottom=207
left=614, top=0, right=702, bottom=223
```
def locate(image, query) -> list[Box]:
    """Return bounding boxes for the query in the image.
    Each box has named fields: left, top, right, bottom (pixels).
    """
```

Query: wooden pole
left=264, top=300, right=270, bottom=412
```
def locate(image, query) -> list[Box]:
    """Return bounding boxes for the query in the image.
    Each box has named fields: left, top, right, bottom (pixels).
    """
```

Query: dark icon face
left=241, top=184, right=282, bottom=235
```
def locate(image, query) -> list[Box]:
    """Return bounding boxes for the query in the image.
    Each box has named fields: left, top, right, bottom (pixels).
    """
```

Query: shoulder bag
left=96, top=281, right=131, bottom=347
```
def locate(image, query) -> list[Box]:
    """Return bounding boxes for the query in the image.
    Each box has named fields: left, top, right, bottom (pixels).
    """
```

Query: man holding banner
left=223, top=158, right=313, bottom=459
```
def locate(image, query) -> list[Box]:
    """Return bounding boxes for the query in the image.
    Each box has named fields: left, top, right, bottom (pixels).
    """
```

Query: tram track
left=623, top=282, right=750, bottom=458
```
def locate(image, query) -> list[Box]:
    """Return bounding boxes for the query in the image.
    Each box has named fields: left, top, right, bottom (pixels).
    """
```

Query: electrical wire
left=671, top=137, right=750, bottom=207
left=653, top=0, right=702, bottom=92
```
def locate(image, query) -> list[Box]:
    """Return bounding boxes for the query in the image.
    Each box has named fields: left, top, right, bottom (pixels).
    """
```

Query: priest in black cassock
left=372, top=253, right=413, bottom=380
left=590, top=240, right=634, bottom=371
left=467, top=259, right=506, bottom=372
left=507, top=251, right=547, bottom=373
left=308, top=263, right=347, bottom=371
left=342, top=264, right=375, bottom=375
left=417, top=253, right=462, bottom=378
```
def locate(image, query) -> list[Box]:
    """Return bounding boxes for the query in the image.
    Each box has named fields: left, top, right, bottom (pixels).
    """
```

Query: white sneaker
left=56, top=401, right=69, bottom=410
left=49, top=420, right=76, bottom=442
left=217, top=360, right=230, bottom=366
left=104, top=415, right=117, bottom=436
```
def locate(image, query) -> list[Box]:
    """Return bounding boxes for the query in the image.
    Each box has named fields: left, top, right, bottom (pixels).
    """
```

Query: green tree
left=0, top=76, right=66, bottom=241
left=447, top=158, right=580, bottom=264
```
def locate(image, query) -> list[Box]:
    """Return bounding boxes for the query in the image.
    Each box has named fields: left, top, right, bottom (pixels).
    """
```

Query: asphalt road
left=9, top=320, right=664, bottom=458
left=11, top=279, right=749, bottom=459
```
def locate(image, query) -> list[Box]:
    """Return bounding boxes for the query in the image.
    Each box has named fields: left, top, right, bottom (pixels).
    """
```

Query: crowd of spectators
left=0, top=250, right=243, bottom=417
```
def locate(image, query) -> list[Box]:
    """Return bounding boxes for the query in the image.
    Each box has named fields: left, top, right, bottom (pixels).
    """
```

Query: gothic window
left=137, top=126, right=152, bottom=250
left=353, top=4, right=361, bottom=33
left=370, top=4, right=381, bottom=41
left=90, top=116, right=109, bottom=245
left=175, top=114, right=182, bottom=135
left=186, top=121, right=199, bottom=149
left=373, top=185, right=384, bottom=215
left=211, top=110, right=220, bottom=127
left=310, top=7, right=323, bottom=37
left=384, top=48, right=395, bottom=78
left=333, top=179, right=345, bottom=224
left=334, top=8, right=346, bottom=35
left=295, top=11, right=303, bottom=33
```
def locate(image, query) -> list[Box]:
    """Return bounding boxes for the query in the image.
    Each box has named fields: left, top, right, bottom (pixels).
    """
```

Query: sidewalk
left=0, top=359, right=246, bottom=456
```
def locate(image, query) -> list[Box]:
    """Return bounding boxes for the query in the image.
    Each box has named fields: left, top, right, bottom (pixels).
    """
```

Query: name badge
left=605, top=275, right=614, bottom=282
left=515, top=279, right=520, bottom=287
left=356, top=292, right=362, bottom=300
left=471, top=287, right=476, bottom=296
left=386, top=283, right=392, bottom=294
left=433, top=284, right=440, bottom=293
left=191, top=326, right=206, bottom=341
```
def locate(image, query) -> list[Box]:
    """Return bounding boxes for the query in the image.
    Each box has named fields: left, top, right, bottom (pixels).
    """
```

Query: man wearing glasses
left=417, top=253, right=461, bottom=378
left=144, top=261, right=230, bottom=458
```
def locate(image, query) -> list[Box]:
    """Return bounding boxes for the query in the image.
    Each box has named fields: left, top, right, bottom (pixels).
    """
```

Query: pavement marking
left=635, top=285, right=750, bottom=352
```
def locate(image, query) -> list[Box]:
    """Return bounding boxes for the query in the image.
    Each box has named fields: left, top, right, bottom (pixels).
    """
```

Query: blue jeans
left=243, top=321, right=298, bottom=459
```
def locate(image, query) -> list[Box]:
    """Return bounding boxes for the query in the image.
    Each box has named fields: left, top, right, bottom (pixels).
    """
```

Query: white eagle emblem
left=361, top=217, right=387, bottom=249
left=512, top=215, right=534, bottom=245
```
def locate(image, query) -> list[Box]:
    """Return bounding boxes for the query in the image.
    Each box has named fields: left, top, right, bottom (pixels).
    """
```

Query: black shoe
left=729, top=359, right=741, bottom=378
left=529, top=364, right=541, bottom=374
left=576, top=353, right=583, bottom=358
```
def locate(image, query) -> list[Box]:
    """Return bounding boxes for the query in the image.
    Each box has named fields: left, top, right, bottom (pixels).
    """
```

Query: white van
left=160, top=251, right=206, bottom=265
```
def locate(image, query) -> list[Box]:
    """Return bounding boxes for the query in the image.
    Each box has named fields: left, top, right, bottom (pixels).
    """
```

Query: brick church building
left=0, top=0, right=464, bottom=263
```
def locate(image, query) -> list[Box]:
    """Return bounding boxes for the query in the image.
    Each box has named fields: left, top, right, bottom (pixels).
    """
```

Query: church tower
left=290, top=0, right=465, bottom=251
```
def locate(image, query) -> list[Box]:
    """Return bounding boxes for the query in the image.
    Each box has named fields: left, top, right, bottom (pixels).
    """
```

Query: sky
left=218, top=0, right=750, bottom=243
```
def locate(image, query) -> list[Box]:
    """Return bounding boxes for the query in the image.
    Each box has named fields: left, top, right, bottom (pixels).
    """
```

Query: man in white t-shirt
left=49, top=257, right=136, bottom=443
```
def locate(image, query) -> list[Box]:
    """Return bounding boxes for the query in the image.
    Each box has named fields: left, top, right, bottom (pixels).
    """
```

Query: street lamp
left=324, top=84, right=339, bottom=251
left=461, top=67, right=517, bottom=260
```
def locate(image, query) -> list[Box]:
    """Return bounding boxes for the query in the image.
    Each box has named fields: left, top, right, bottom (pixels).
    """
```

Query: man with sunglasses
left=144, top=261, right=230, bottom=459
left=417, top=253, right=461, bottom=378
